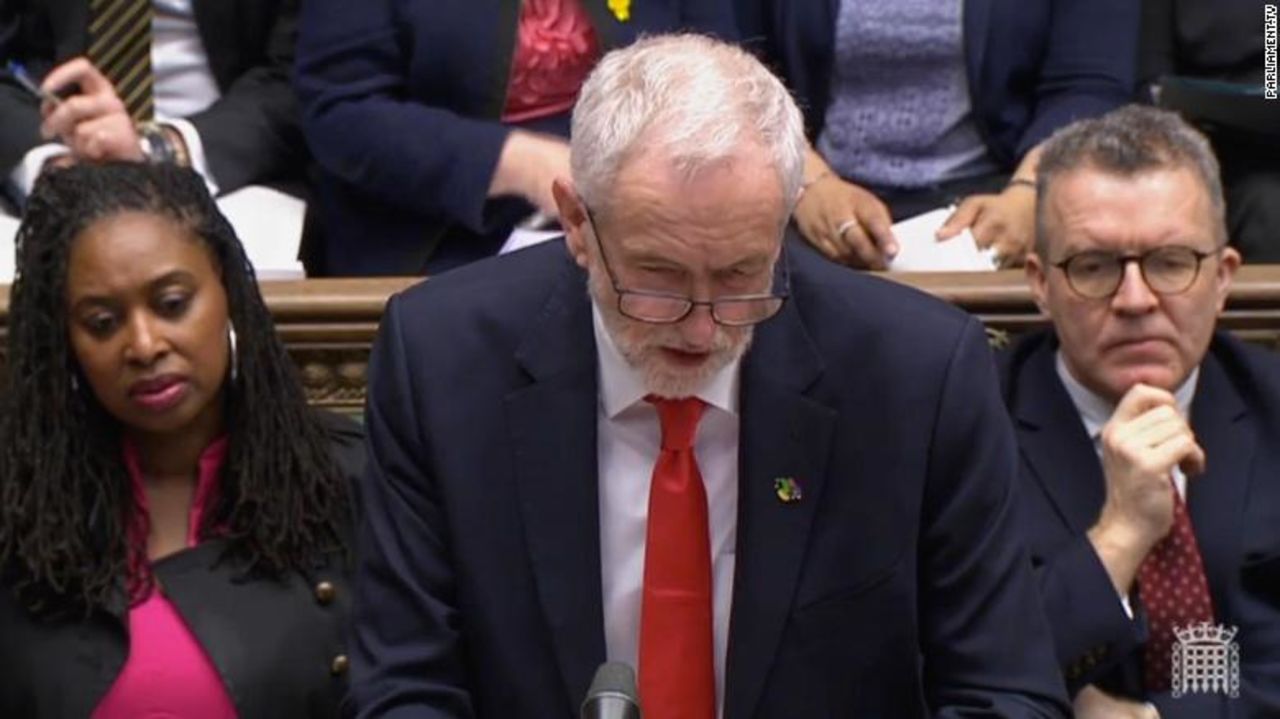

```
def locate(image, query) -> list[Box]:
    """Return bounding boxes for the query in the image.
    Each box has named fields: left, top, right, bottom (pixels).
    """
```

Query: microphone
left=581, top=661, right=642, bottom=719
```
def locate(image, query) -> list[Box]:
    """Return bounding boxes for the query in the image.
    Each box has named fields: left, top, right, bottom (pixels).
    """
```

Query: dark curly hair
left=0, top=162, right=349, bottom=616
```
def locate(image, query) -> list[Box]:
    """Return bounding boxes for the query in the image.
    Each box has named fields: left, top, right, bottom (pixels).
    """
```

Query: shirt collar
left=1055, top=351, right=1199, bottom=441
left=592, top=302, right=741, bottom=419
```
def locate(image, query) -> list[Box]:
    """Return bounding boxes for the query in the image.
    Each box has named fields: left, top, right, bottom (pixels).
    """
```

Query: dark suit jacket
left=1000, top=330, right=1280, bottom=718
left=1139, top=0, right=1264, bottom=89
left=294, top=0, right=738, bottom=276
left=735, top=0, right=1139, bottom=168
left=0, top=412, right=365, bottom=718
left=351, top=239, right=1069, bottom=717
left=0, top=0, right=305, bottom=195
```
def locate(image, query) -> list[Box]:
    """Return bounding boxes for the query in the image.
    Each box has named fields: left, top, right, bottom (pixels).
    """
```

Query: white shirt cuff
left=9, top=143, right=71, bottom=198
left=161, top=118, right=219, bottom=197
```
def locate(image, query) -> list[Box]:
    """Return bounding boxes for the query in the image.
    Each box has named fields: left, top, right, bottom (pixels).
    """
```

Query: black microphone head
left=581, top=662, right=641, bottom=719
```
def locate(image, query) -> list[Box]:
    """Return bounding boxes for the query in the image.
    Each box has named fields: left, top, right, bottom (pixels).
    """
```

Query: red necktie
left=1137, top=481, right=1215, bottom=692
left=638, top=396, right=716, bottom=719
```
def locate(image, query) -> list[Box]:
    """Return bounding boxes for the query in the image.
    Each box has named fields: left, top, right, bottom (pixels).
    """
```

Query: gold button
left=315, top=581, right=337, bottom=605
left=331, top=654, right=349, bottom=676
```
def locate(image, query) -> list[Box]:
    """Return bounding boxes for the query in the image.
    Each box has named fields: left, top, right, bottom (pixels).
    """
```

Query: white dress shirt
left=594, top=304, right=739, bottom=718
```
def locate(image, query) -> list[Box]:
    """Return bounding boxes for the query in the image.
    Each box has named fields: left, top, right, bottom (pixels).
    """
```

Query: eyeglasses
left=1053, top=245, right=1223, bottom=299
left=583, top=205, right=789, bottom=326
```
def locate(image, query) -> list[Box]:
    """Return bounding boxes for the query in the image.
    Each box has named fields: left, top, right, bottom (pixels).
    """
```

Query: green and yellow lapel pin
left=773, top=477, right=802, bottom=504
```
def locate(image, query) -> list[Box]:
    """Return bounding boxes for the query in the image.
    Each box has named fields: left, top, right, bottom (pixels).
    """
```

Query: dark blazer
left=1000, top=330, right=1280, bottom=718
left=0, top=0, right=305, bottom=195
left=351, top=239, right=1070, bottom=717
left=0, top=413, right=365, bottom=718
left=1139, top=0, right=1264, bottom=89
left=294, top=0, right=738, bottom=276
left=734, top=0, right=1139, bottom=168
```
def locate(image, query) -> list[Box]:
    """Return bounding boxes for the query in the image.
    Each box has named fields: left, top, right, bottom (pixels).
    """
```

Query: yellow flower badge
left=608, top=0, right=631, bottom=22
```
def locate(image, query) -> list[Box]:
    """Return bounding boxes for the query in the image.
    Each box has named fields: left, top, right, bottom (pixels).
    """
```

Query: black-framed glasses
left=1053, top=245, right=1223, bottom=299
left=583, top=204, right=789, bottom=326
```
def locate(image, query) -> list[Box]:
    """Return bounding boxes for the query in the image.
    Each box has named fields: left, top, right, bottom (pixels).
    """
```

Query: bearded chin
left=590, top=277, right=753, bottom=399
left=626, top=341, right=742, bottom=398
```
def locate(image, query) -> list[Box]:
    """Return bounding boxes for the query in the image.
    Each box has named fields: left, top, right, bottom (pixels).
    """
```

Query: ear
left=553, top=178, right=590, bottom=269
left=1025, top=251, right=1052, bottom=316
left=1214, top=246, right=1241, bottom=313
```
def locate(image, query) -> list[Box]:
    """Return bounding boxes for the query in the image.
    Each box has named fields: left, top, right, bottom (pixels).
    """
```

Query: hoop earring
left=228, top=323, right=239, bottom=384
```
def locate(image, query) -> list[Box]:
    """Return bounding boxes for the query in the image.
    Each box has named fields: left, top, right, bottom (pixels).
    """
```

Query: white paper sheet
left=500, top=228, right=562, bottom=255
left=888, top=206, right=999, bottom=272
left=0, top=211, right=17, bottom=282
left=214, top=185, right=306, bottom=279
left=0, top=185, right=305, bottom=282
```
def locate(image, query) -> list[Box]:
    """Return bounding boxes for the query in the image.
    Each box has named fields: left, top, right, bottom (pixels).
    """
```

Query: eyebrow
left=69, top=269, right=199, bottom=311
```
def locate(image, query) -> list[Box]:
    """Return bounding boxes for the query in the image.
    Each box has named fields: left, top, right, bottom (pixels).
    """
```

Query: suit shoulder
left=994, top=329, right=1056, bottom=395
left=1211, top=332, right=1280, bottom=401
left=386, top=240, right=576, bottom=334
left=311, top=409, right=365, bottom=482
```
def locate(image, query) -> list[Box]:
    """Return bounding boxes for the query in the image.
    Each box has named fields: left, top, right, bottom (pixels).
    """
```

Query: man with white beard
left=350, top=33, right=1068, bottom=719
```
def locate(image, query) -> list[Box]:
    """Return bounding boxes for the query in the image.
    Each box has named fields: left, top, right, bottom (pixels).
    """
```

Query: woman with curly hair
left=0, top=162, right=362, bottom=717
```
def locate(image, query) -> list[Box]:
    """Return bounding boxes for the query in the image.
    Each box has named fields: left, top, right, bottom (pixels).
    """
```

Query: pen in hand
left=5, top=60, right=63, bottom=107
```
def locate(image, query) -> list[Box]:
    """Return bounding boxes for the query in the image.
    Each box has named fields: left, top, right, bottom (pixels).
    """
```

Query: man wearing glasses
left=352, top=34, right=1068, bottom=718
left=1002, top=106, right=1280, bottom=717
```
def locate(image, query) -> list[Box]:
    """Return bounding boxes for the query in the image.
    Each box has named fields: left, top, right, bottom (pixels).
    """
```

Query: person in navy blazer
left=295, top=0, right=736, bottom=277
left=734, top=0, right=1138, bottom=268
left=351, top=34, right=1068, bottom=718
left=999, top=106, right=1280, bottom=717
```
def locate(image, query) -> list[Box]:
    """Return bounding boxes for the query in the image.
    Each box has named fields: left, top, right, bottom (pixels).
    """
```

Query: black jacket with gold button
left=0, top=413, right=364, bottom=718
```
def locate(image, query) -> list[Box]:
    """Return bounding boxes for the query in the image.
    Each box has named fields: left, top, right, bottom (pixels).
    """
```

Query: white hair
left=570, top=33, right=805, bottom=213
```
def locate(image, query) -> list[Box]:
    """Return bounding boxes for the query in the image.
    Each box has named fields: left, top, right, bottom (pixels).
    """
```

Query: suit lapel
left=962, top=0, right=992, bottom=101
left=724, top=301, right=834, bottom=719
left=504, top=259, right=607, bottom=712
left=489, top=0, right=521, bottom=118
left=190, top=0, right=231, bottom=77
left=1010, top=340, right=1106, bottom=533
left=1186, top=350, right=1254, bottom=609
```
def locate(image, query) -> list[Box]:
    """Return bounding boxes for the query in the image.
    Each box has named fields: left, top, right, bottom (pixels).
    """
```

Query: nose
left=123, top=312, right=168, bottom=365
left=678, top=303, right=718, bottom=349
left=1110, top=260, right=1159, bottom=315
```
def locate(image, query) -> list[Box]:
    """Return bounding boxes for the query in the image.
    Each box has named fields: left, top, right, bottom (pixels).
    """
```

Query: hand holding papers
left=887, top=206, right=999, bottom=272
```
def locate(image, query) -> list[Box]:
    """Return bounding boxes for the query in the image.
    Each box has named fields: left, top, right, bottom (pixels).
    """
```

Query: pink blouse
left=502, top=0, right=600, bottom=123
left=93, top=437, right=238, bottom=719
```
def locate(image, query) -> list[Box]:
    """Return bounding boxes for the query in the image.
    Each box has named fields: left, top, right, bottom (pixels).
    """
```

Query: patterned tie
left=638, top=396, right=716, bottom=719
left=87, top=0, right=154, bottom=121
left=1137, top=480, right=1215, bottom=692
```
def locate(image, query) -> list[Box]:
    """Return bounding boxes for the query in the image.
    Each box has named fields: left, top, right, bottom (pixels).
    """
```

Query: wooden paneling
left=6, top=267, right=1280, bottom=413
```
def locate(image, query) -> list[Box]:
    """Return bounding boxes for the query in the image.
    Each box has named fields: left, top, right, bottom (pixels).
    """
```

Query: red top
left=93, top=436, right=238, bottom=719
left=502, top=0, right=601, bottom=123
